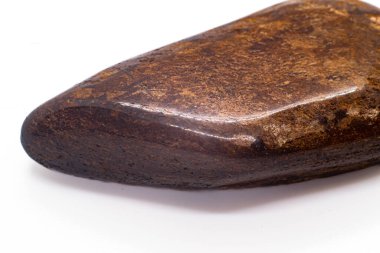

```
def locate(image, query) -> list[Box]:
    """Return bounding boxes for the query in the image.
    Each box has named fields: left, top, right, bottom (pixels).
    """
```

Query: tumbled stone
left=21, top=0, right=380, bottom=189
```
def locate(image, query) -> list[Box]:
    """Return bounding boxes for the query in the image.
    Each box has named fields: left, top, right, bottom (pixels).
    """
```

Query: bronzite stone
left=21, top=0, right=380, bottom=189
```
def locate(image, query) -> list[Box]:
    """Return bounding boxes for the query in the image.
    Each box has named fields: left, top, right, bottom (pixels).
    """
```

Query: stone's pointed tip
left=21, top=0, right=380, bottom=189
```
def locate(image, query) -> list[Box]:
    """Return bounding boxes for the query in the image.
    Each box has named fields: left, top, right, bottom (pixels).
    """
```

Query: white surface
left=1, top=0, right=380, bottom=252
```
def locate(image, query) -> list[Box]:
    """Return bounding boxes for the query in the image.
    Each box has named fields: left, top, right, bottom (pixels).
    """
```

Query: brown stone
left=21, top=0, right=380, bottom=189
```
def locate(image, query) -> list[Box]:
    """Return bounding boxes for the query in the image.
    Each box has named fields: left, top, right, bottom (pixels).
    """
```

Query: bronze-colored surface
left=21, top=0, right=380, bottom=189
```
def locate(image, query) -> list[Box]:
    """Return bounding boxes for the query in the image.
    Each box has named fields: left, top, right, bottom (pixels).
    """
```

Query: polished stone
left=21, top=0, right=380, bottom=189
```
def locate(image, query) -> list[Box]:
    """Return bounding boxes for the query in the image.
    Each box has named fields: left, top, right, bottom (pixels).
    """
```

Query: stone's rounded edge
left=20, top=97, right=380, bottom=189
left=21, top=109, right=38, bottom=166
left=21, top=103, right=55, bottom=170
left=18, top=102, right=250, bottom=189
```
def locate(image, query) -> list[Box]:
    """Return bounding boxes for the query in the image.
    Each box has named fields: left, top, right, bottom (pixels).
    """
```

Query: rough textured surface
left=21, top=0, right=380, bottom=189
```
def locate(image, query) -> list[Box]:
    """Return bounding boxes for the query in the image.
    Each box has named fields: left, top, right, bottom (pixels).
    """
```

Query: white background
left=1, top=0, right=380, bottom=252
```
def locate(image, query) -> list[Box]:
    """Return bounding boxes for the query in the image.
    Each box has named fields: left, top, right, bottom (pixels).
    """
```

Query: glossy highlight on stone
left=21, top=0, right=380, bottom=189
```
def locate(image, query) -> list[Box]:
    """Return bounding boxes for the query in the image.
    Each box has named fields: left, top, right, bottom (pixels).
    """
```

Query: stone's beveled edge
left=27, top=76, right=379, bottom=158
left=20, top=102, right=380, bottom=189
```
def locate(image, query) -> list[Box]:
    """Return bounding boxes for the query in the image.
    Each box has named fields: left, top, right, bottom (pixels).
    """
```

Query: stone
left=21, top=0, right=380, bottom=189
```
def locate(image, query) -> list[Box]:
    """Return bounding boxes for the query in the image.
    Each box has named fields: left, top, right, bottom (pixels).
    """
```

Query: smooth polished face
left=77, top=0, right=376, bottom=121
left=21, top=0, right=380, bottom=189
